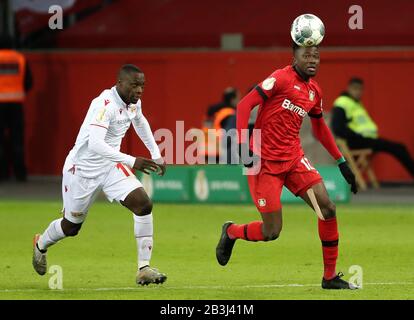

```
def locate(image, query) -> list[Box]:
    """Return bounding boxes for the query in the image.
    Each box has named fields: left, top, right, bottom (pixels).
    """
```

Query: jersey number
left=301, top=157, right=315, bottom=171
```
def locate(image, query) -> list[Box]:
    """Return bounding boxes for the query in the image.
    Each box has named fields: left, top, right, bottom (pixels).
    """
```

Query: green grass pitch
left=1, top=201, right=413, bottom=300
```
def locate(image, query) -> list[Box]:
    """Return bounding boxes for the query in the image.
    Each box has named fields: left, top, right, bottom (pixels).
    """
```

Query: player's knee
left=140, top=199, right=153, bottom=215
left=133, top=198, right=153, bottom=216
left=321, top=201, right=336, bottom=219
left=263, top=231, right=280, bottom=241
left=263, top=226, right=281, bottom=241
left=62, top=218, right=82, bottom=237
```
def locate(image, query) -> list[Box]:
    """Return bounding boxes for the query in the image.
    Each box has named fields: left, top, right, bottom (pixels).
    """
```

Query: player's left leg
left=286, top=156, right=358, bottom=289
left=300, top=182, right=357, bottom=290
left=216, top=161, right=284, bottom=266
left=103, top=163, right=166, bottom=286
left=33, top=167, right=101, bottom=276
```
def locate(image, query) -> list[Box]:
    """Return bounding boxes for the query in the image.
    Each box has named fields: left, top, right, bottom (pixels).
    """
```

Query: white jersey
left=64, top=86, right=161, bottom=179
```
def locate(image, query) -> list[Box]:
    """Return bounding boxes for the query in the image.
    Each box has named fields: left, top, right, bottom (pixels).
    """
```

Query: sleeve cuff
left=125, top=155, right=136, bottom=168
left=308, top=112, right=323, bottom=119
left=336, top=156, right=346, bottom=165
left=151, top=149, right=162, bottom=160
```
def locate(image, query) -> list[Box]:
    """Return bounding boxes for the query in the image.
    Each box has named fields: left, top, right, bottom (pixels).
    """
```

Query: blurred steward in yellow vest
left=331, top=77, right=414, bottom=180
left=0, top=36, right=33, bottom=182
left=200, top=88, right=239, bottom=163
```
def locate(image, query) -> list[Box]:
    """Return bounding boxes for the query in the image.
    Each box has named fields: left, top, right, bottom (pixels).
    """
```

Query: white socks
left=37, top=218, right=66, bottom=251
left=134, top=213, right=153, bottom=269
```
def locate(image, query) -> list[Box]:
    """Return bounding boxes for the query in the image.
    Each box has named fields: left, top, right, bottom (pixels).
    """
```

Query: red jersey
left=251, top=65, right=323, bottom=161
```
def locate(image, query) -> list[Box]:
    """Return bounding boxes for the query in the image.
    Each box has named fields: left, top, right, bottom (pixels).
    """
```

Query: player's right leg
left=216, top=165, right=284, bottom=266
left=119, top=187, right=167, bottom=286
left=32, top=218, right=83, bottom=275
left=216, top=210, right=282, bottom=266
left=32, top=168, right=99, bottom=275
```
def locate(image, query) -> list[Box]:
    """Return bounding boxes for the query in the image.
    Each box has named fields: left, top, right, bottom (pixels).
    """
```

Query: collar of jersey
left=112, top=86, right=132, bottom=110
left=291, top=65, right=311, bottom=84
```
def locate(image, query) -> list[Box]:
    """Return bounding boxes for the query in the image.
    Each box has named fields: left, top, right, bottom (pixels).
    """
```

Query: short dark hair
left=292, top=41, right=300, bottom=53
left=222, top=87, right=238, bottom=105
left=349, top=77, right=364, bottom=85
left=292, top=41, right=319, bottom=53
left=118, top=64, right=143, bottom=80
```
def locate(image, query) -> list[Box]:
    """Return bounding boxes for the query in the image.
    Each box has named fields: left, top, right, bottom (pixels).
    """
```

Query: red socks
left=318, top=217, right=339, bottom=280
left=227, top=221, right=265, bottom=241
left=227, top=217, right=339, bottom=280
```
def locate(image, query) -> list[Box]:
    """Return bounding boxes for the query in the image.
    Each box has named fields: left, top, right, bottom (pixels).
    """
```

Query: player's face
left=119, top=72, right=145, bottom=105
left=348, top=83, right=363, bottom=101
left=294, top=46, right=320, bottom=78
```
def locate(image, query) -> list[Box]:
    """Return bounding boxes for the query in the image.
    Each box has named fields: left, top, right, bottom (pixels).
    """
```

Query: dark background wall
left=25, top=49, right=414, bottom=182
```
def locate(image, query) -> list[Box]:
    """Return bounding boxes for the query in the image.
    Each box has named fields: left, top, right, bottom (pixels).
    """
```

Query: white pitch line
left=1, top=282, right=413, bottom=293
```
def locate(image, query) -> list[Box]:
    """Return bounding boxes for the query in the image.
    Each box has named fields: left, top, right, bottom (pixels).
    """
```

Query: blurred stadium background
left=0, top=0, right=413, bottom=300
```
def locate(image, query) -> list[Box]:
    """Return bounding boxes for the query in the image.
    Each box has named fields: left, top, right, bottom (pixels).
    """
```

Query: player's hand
left=154, top=158, right=167, bottom=176
left=338, top=161, right=358, bottom=194
left=133, top=157, right=159, bottom=175
left=238, top=143, right=255, bottom=168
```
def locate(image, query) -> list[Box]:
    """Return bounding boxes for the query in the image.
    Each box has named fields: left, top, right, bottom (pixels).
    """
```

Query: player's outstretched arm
left=310, top=116, right=358, bottom=194
left=88, top=123, right=136, bottom=168
left=236, top=89, right=263, bottom=167
left=236, top=89, right=263, bottom=144
left=132, top=115, right=165, bottom=176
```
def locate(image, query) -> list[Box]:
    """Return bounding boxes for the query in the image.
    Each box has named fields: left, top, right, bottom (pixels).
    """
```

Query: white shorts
left=62, top=163, right=142, bottom=223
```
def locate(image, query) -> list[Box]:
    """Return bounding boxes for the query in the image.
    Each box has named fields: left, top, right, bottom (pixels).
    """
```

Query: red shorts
left=247, top=155, right=322, bottom=213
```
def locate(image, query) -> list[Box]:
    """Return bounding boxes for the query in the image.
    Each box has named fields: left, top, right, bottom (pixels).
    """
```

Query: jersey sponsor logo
left=281, top=99, right=307, bottom=117
left=262, top=77, right=276, bottom=90
left=104, top=99, right=110, bottom=106
left=116, top=118, right=130, bottom=125
left=258, top=198, right=266, bottom=207
left=309, top=90, right=315, bottom=101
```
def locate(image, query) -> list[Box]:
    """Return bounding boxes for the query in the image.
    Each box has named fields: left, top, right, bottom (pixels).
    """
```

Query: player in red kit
left=216, top=43, right=358, bottom=290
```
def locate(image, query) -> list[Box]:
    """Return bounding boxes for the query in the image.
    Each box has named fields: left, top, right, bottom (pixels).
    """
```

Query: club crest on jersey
left=262, top=77, right=276, bottom=90
left=309, top=90, right=315, bottom=101
left=258, top=198, right=266, bottom=207
left=96, top=108, right=107, bottom=122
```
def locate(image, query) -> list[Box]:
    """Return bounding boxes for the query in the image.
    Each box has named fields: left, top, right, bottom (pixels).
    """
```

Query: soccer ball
left=290, top=14, right=325, bottom=47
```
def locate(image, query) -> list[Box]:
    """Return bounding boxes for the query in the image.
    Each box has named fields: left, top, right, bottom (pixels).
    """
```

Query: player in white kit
left=32, top=64, right=167, bottom=285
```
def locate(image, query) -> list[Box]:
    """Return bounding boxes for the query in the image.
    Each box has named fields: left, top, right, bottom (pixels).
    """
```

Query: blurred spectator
left=0, top=36, right=33, bottom=182
left=331, top=77, right=414, bottom=179
left=205, top=87, right=239, bottom=164
left=207, top=87, right=239, bottom=120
